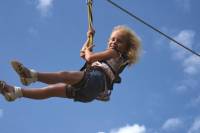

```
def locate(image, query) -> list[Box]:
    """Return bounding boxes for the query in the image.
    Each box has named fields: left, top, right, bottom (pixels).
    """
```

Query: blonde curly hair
left=112, top=25, right=141, bottom=66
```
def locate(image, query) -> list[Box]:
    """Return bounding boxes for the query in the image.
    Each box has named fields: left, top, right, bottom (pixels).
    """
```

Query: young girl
left=0, top=25, right=141, bottom=103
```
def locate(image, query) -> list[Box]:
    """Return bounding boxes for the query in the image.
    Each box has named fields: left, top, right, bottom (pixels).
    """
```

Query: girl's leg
left=11, top=60, right=84, bottom=85
left=22, top=83, right=70, bottom=99
left=1, top=82, right=73, bottom=100
left=37, top=71, right=84, bottom=85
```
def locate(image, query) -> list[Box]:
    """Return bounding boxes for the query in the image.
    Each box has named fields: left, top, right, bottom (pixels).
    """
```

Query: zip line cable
left=106, top=0, right=200, bottom=58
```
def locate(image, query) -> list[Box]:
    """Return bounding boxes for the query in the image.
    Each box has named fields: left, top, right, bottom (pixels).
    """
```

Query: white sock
left=30, top=69, right=38, bottom=82
left=14, top=86, right=23, bottom=98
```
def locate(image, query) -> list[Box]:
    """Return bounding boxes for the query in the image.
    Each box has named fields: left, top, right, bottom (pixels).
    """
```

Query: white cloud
left=170, top=30, right=200, bottom=76
left=175, top=0, right=191, bottom=11
left=175, top=78, right=198, bottom=93
left=190, top=95, right=200, bottom=107
left=0, top=109, right=3, bottom=118
left=162, top=118, right=183, bottom=131
left=175, top=85, right=188, bottom=92
left=170, top=30, right=195, bottom=60
left=110, top=124, right=146, bottom=133
left=188, top=117, right=200, bottom=133
left=37, top=0, right=54, bottom=16
left=183, top=55, right=200, bottom=75
left=28, top=27, right=39, bottom=36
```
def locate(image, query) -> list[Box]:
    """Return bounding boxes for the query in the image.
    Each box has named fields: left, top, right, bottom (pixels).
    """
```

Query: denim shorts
left=66, top=68, right=106, bottom=103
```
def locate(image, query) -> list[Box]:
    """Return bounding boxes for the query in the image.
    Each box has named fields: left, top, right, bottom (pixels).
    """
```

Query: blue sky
left=0, top=0, right=200, bottom=133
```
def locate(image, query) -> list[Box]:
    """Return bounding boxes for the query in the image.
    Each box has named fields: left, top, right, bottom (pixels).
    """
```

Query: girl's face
left=108, top=30, right=129, bottom=53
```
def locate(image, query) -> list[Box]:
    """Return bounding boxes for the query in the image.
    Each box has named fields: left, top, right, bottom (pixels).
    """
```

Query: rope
left=81, top=0, right=94, bottom=52
left=106, top=0, right=200, bottom=58
left=87, top=0, right=93, bottom=31
left=87, top=0, right=94, bottom=45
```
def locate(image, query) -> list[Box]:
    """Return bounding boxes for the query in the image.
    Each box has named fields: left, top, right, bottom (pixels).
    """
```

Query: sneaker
left=11, top=60, right=37, bottom=86
left=0, top=81, right=21, bottom=102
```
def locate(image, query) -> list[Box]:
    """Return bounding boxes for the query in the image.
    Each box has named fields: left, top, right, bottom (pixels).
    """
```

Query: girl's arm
left=80, top=38, right=90, bottom=59
left=80, top=28, right=95, bottom=59
left=84, top=47, right=118, bottom=63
